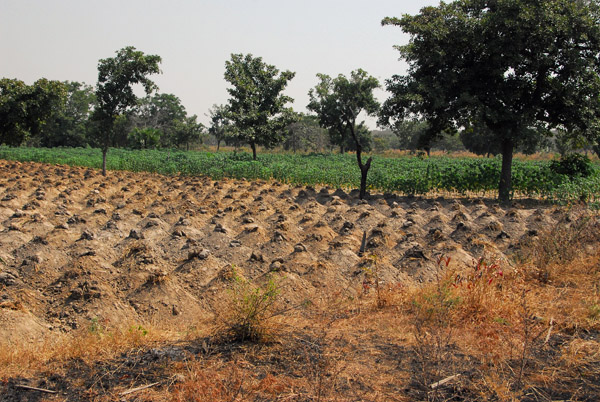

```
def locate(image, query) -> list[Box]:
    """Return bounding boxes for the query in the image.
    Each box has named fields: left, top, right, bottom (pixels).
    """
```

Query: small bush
left=550, top=153, right=593, bottom=178
left=220, top=271, right=281, bottom=342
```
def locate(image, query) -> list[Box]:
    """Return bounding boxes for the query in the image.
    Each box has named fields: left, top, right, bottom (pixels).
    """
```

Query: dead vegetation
left=0, top=161, right=599, bottom=401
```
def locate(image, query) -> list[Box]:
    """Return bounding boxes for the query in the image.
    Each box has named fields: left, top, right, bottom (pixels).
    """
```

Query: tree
left=174, top=115, right=205, bottom=150
left=283, top=114, right=328, bottom=153
left=0, top=78, right=67, bottom=146
left=0, top=79, right=29, bottom=146
left=381, top=0, right=600, bottom=201
left=308, top=69, right=380, bottom=199
left=92, top=46, right=161, bottom=175
left=39, top=81, right=95, bottom=147
left=207, top=104, right=232, bottom=151
left=388, top=120, right=429, bottom=152
left=224, top=53, right=296, bottom=160
left=135, top=93, right=187, bottom=147
left=371, top=129, right=399, bottom=152
left=127, top=127, right=161, bottom=149
left=341, top=122, right=373, bottom=153
left=552, top=128, right=594, bottom=156
left=459, top=124, right=545, bottom=157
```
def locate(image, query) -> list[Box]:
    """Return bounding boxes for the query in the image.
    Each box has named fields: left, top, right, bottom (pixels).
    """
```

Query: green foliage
left=371, top=129, right=399, bottom=152
left=307, top=69, right=379, bottom=154
left=174, top=115, right=205, bottom=150
left=2, top=146, right=600, bottom=205
left=307, top=69, right=380, bottom=199
left=460, top=124, right=548, bottom=157
left=224, top=270, right=280, bottom=342
left=129, top=324, right=148, bottom=337
left=207, top=104, right=233, bottom=150
left=88, top=317, right=104, bottom=336
left=550, top=153, right=594, bottom=178
left=431, top=132, right=465, bottom=153
left=135, top=93, right=187, bottom=148
left=553, top=130, right=590, bottom=157
left=0, top=78, right=67, bottom=146
left=342, top=122, right=373, bottom=153
left=39, top=81, right=96, bottom=148
left=127, top=127, right=161, bottom=149
left=283, top=114, right=328, bottom=153
left=224, top=53, right=296, bottom=159
left=92, top=46, right=161, bottom=174
left=460, top=125, right=502, bottom=157
left=381, top=0, right=600, bottom=201
left=95, top=47, right=162, bottom=120
left=388, top=120, right=430, bottom=152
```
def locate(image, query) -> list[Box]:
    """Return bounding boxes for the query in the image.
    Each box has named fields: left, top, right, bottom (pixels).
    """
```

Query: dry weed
left=0, top=321, right=174, bottom=379
left=212, top=270, right=284, bottom=343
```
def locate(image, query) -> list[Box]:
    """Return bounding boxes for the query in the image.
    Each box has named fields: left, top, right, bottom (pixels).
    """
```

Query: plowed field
left=0, top=159, right=567, bottom=342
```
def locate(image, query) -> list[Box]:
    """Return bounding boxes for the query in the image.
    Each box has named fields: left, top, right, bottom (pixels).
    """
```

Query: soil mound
left=0, top=160, right=564, bottom=340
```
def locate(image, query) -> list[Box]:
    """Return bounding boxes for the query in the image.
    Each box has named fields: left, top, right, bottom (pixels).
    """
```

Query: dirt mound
left=0, top=160, right=567, bottom=340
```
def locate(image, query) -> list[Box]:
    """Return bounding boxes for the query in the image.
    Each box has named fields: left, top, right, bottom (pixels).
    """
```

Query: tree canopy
left=283, top=114, right=329, bottom=153
left=39, top=81, right=96, bottom=148
left=381, top=0, right=600, bottom=201
left=0, top=78, right=67, bottom=146
left=224, top=53, right=296, bottom=160
left=92, top=46, right=162, bottom=175
left=135, top=93, right=187, bottom=147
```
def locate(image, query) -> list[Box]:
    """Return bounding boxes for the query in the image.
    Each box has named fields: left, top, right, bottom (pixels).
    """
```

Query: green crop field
left=1, top=146, right=599, bottom=206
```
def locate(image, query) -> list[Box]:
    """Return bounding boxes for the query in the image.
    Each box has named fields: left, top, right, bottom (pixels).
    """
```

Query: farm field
left=1, top=146, right=599, bottom=205
left=0, top=159, right=599, bottom=401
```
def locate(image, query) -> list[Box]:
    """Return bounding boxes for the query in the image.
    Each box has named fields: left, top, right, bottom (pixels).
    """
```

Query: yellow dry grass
left=1, top=212, right=599, bottom=401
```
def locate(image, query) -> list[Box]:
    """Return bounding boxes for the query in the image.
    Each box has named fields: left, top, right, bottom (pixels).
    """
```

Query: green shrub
left=550, top=153, right=593, bottom=178
left=222, top=271, right=280, bottom=342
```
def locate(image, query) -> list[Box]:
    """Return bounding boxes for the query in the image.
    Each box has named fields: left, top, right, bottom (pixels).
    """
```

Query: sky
left=1, top=0, right=438, bottom=128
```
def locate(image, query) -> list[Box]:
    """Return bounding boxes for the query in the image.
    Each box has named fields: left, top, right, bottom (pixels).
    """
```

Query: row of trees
left=2, top=0, right=600, bottom=200
left=0, top=49, right=204, bottom=162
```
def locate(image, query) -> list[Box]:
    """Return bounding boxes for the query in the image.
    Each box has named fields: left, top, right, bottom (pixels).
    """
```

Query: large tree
left=459, top=123, right=545, bottom=157
left=381, top=0, right=600, bottom=201
left=307, top=69, right=380, bottom=199
left=224, top=53, right=296, bottom=160
left=92, top=46, right=161, bottom=175
left=39, top=81, right=95, bottom=147
left=0, top=78, right=67, bottom=146
left=283, top=114, right=328, bottom=153
left=135, top=93, right=187, bottom=147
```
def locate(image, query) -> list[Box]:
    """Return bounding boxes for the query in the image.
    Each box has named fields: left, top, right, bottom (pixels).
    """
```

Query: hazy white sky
left=1, top=0, right=438, bottom=127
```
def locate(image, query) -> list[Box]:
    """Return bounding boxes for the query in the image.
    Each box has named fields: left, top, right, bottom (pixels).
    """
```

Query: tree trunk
left=499, top=138, right=514, bottom=203
left=217, top=139, right=221, bottom=152
left=251, top=142, right=257, bottom=160
left=359, top=158, right=372, bottom=200
left=101, top=148, right=108, bottom=177
left=348, top=121, right=372, bottom=200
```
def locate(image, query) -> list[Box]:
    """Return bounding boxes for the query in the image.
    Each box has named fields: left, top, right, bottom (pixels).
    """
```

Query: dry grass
left=2, top=211, right=600, bottom=401
left=0, top=322, right=187, bottom=380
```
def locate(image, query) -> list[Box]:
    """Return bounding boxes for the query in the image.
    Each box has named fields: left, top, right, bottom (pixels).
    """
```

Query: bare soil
left=1, top=160, right=597, bottom=401
left=0, top=160, right=559, bottom=341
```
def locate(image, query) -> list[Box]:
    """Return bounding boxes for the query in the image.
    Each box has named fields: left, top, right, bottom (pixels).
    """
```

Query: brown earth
left=2, top=160, right=600, bottom=402
left=0, top=159, right=564, bottom=342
